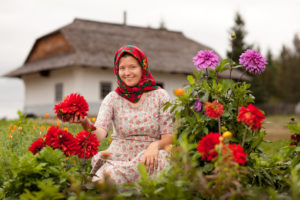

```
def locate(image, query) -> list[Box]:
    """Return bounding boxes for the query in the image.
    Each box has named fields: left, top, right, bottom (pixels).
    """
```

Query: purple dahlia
left=193, top=50, right=219, bottom=70
left=239, top=49, right=267, bottom=75
left=194, top=97, right=202, bottom=112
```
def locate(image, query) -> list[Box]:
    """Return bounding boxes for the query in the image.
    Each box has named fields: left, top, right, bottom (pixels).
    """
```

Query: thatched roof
left=3, top=18, right=250, bottom=80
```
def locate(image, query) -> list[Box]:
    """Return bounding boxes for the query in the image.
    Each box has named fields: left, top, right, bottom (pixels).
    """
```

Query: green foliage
left=20, top=180, right=64, bottom=200
left=166, top=61, right=256, bottom=147
left=0, top=147, right=79, bottom=198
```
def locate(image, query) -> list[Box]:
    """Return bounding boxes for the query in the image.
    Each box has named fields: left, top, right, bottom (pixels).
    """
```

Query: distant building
left=4, top=18, right=249, bottom=117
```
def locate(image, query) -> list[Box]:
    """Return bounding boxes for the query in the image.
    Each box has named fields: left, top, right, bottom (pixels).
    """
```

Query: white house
left=4, top=18, right=248, bottom=117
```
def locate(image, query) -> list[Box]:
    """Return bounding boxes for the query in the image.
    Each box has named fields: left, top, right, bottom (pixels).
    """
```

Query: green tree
left=276, top=35, right=300, bottom=103
left=251, top=49, right=279, bottom=104
left=227, top=12, right=253, bottom=64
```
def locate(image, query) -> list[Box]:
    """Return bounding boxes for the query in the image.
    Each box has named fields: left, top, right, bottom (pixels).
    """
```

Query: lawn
left=263, top=115, right=300, bottom=140
left=0, top=114, right=297, bottom=158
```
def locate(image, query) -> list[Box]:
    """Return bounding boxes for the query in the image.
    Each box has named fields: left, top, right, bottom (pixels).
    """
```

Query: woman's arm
left=141, top=133, right=173, bottom=174
left=156, top=134, right=173, bottom=150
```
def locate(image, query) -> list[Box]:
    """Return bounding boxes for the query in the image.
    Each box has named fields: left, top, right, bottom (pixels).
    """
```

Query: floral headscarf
left=114, top=45, right=159, bottom=103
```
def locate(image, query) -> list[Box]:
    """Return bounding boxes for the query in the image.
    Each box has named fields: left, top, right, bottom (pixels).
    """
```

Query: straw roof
left=3, top=18, right=250, bottom=81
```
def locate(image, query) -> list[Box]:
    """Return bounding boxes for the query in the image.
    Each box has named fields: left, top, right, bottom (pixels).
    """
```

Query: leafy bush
left=0, top=147, right=79, bottom=198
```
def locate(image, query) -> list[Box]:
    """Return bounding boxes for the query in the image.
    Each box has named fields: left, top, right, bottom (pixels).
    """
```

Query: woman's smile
left=118, top=55, right=143, bottom=87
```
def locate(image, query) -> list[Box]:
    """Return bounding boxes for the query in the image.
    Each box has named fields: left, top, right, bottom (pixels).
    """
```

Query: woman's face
left=118, top=55, right=142, bottom=87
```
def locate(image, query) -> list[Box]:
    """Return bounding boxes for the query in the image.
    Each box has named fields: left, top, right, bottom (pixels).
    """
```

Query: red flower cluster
left=54, top=93, right=89, bottom=121
left=28, top=125, right=99, bottom=159
left=76, top=131, right=99, bottom=159
left=204, top=100, right=224, bottom=118
left=45, top=127, right=79, bottom=156
left=197, top=132, right=221, bottom=161
left=237, top=104, right=265, bottom=131
left=29, top=138, right=46, bottom=155
left=290, top=133, right=300, bottom=146
left=197, top=132, right=247, bottom=165
left=227, top=144, right=247, bottom=165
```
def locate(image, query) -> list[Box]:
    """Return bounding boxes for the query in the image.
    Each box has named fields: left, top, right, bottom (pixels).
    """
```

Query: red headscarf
left=114, top=45, right=159, bottom=103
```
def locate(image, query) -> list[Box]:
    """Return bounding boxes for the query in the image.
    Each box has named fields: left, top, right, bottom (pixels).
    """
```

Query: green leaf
left=187, top=75, right=195, bottom=85
left=137, top=163, right=148, bottom=181
left=163, top=102, right=172, bottom=111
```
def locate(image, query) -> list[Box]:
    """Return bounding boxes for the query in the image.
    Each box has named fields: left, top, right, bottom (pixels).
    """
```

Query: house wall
left=22, top=66, right=188, bottom=117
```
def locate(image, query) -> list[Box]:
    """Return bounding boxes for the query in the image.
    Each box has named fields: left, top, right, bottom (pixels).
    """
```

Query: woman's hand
left=140, top=141, right=159, bottom=174
left=68, top=115, right=86, bottom=124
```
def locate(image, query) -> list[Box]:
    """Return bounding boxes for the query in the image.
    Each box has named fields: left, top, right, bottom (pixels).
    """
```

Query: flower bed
left=0, top=44, right=299, bottom=199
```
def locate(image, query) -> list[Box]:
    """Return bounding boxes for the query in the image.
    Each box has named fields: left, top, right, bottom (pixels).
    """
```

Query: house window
left=100, top=82, right=112, bottom=99
left=55, top=83, right=63, bottom=102
left=156, top=82, right=164, bottom=88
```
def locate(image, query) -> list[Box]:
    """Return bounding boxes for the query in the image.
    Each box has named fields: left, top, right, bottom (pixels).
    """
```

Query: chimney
left=123, top=11, right=127, bottom=26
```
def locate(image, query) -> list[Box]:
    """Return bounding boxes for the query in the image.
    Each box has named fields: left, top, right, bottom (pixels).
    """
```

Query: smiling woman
left=64, top=45, right=174, bottom=185
left=118, top=53, right=143, bottom=87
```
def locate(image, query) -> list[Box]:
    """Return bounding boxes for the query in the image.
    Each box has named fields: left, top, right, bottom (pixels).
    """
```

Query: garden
left=0, top=45, right=299, bottom=199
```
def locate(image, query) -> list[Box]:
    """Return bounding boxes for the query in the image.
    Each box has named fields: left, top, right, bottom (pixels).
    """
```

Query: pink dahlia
left=239, top=49, right=267, bottom=74
left=193, top=50, right=219, bottom=70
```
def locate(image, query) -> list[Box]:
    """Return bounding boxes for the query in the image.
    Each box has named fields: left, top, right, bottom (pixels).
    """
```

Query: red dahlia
left=227, top=144, right=247, bottom=165
left=75, top=131, right=99, bottom=159
left=45, top=126, right=79, bottom=156
left=290, top=133, right=300, bottom=146
left=237, top=104, right=265, bottom=131
left=29, top=138, right=46, bottom=155
left=204, top=100, right=224, bottom=119
left=54, top=93, right=89, bottom=121
left=197, top=132, right=222, bottom=161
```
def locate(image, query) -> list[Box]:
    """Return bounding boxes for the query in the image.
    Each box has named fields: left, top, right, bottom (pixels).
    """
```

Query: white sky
left=0, top=0, right=299, bottom=118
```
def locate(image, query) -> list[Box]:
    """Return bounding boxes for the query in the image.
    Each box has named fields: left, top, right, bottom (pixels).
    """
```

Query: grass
left=263, top=115, right=300, bottom=140
left=0, top=117, right=110, bottom=161
left=1, top=114, right=298, bottom=160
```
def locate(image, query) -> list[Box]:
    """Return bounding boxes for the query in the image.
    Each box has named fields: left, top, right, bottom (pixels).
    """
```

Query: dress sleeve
left=159, top=89, right=174, bottom=135
left=94, top=92, right=114, bottom=133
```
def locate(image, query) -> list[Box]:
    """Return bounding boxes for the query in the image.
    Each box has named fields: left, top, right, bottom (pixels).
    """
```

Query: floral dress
left=91, top=88, right=173, bottom=184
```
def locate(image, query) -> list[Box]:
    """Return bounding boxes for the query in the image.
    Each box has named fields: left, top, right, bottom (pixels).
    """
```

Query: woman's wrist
left=81, top=117, right=91, bottom=130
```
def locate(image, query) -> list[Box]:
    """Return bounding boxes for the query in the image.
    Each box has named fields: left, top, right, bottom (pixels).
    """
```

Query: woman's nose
left=124, top=68, right=131, bottom=75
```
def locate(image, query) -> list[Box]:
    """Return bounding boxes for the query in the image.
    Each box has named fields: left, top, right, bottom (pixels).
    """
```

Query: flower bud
left=173, top=88, right=185, bottom=97
left=222, top=131, right=232, bottom=139
left=231, top=33, right=236, bottom=39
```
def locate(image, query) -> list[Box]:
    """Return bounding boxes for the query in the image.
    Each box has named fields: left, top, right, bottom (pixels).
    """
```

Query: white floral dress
left=91, top=88, right=173, bottom=184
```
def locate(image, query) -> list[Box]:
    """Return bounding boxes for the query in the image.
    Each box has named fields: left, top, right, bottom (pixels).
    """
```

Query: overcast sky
left=0, top=0, right=299, bottom=118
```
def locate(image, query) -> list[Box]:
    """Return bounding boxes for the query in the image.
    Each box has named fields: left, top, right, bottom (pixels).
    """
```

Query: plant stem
left=230, top=39, right=234, bottom=80
left=239, top=71, right=246, bottom=82
left=242, top=129, right=247, bottom=147
left=80, top=132, right=92, bottom=185
left=218, top=117, right=221, bottom=134
left=205, top=68, right=208, bottom=80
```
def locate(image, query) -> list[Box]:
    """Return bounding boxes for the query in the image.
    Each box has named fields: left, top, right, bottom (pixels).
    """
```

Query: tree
left=276, top=35, right=300, bottom=103
left=226, top=12, right=253, bottom=64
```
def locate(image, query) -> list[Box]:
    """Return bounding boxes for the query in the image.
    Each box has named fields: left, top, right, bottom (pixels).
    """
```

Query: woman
left=72, top=45, right=173, bottom=184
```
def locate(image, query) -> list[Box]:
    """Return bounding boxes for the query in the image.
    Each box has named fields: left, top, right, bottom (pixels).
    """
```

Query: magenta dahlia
left=193, top=50, right=219, bottom=70
left=239, top=49, right=267, bottom=75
